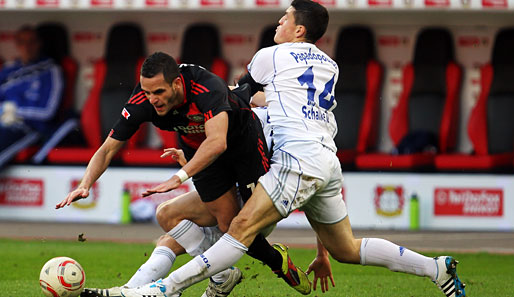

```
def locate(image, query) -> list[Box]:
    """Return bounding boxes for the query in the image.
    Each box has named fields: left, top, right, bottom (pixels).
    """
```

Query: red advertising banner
left=314, top=0, right=336, bottom=6
left=434, top=188, right=503, bottom=216
left=146, top=0, right=168, bottom=6
left=91, top=0, right=113, bottom=7
left=368, top=0, right=393, bottom=7
left=378, top=35, right=405, bottom=46
left=73, top=32, right=102, bottom=43
left=256, top=0, right=280, bottom=6
left=0, top=178, right=44, bottom=206
left=201, top=0, right=223, bottom=6
left=425, top=0, right=449, bottom=7
left=36, top=0, right=59, bottom=6
left=482, top=0, right=507, bottom=7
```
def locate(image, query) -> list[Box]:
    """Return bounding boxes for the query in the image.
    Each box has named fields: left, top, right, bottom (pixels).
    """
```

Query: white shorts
left=258, top=142, right=347, bottom=224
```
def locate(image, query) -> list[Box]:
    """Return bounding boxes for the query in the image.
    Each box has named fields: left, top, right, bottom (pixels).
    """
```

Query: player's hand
left=161, top=148, right=187, bottom=167
left=306, top=255, right=335, bottom=293
left=56, top=188, right=89, bottom=209
left=142, top=176, right=181, bottom=197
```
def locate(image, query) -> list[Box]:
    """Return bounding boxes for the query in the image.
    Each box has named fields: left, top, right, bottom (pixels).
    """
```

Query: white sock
left=124, top=246, right=176, bottom=288
left=163, top=234, right=247, bottom=294
left=169, top=221, right=231, bottom=282
left=168, top=220, right=206, bottom=256
left=360, top=238, right=436, bottom=279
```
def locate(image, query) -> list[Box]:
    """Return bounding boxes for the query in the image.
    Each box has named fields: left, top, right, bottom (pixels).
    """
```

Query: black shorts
left=191, top=113, right=269, bottom=202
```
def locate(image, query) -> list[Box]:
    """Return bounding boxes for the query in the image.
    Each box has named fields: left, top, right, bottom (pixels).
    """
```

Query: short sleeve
left=247, top=47, right=276, bottom=86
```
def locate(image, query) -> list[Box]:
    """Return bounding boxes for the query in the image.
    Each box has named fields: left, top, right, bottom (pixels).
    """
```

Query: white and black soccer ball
left=39, top=257, right=86, bottom=297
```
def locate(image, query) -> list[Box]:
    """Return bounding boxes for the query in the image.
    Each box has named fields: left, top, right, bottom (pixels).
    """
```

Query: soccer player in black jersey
left=57, top=52, right=311, bottom=297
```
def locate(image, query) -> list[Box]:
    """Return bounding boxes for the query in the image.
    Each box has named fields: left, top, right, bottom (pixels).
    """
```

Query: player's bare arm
left=306, top=237, right=335, bottom=293
left=143, top=111, right=228, bottom=196
left=56, top=137, right=125, bottom=208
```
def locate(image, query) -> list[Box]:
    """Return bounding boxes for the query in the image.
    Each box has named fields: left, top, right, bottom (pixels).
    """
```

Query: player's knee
left=227, top=214, right=250, bottom=237
left=330, top=243, right=361, bottom=264
left=156, top=234, right=171, bottom=246
left=156, top=203, right=181, bottom=232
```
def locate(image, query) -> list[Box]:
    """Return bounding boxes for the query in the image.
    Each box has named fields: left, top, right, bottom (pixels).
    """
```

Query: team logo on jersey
left=122, top=108, right=131, bottom=120
left=187, top=113, right=204, bottom=122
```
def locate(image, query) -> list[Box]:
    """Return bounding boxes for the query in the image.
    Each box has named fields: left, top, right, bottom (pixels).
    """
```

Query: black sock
left=247, top=233, right=283, bottom=271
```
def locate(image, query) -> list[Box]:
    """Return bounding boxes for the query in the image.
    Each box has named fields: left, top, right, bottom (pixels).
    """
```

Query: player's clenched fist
left=55, top=188, right=89, bottom=209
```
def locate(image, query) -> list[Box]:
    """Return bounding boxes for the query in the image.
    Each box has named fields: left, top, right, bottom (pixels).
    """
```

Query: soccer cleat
left=80, top=286, right=125, bottom=297
left=119, top=279, right=181, bottom=297
left=272, top=243, right=311, bottom=295
left=433, top=256, right=466, bottom=297
left=201, top=267, right=243, bottom=297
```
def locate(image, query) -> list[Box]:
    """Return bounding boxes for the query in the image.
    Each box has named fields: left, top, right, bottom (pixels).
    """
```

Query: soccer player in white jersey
left=122, top=0, right=466, bottom=296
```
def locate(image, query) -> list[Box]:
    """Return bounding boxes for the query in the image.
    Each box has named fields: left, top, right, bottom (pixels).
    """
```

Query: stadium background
left=0, top=0, right=513, bottom=240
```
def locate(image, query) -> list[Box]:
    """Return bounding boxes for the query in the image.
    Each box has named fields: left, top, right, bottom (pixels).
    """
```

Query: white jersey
left=248, top=42, right=339, bottom=153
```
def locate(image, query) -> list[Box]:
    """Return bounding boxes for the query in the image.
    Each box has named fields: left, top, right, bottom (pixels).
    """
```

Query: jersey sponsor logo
left=434, top=188, right=503, bottom=217
left=290, top=48, right=338, bottom=69
left=187, top=113, right=204, bottom=122
left=302, top=104, right=330, bottom=123
left=122, top=108, right=131, bottom=120
left=175, top=124, right=205, bottom=134
left=0, top=178, right=44, bottom=206
left=374, top=185, right=405, bottom=217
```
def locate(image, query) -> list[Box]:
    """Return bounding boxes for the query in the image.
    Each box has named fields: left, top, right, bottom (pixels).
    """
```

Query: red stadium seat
left=356, top=28, right=461, bottom=171
left=435, top=28, right=514, bottom=171
left=47, top=23, right=148, bottom=164
left=332, top=26, right=383, bottom=168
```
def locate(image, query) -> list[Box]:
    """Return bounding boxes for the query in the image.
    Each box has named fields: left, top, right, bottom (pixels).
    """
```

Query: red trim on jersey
left=204, top=110, right=214, bottom=121
left=133, top=96, right=148, bottom=105
left=191, top=81, right=209, bottom=92
left=129, top=91, right=145, bottom=103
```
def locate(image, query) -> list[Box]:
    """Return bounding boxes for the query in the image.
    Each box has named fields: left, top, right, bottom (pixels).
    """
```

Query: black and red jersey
left=110, top=64, right=253, bottom=158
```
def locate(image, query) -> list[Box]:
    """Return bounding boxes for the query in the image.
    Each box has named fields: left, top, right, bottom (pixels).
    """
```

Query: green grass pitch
left=1, top=238, right=513, bottom=296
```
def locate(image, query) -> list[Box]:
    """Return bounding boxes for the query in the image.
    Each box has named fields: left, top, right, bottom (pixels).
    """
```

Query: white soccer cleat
left=119, top=279, right=181, bottom=297
left=201, top=267, right=243, bottom=297
left=81, top=286, right=126, bottom=297
left=433, top=256, right=466, bottom=297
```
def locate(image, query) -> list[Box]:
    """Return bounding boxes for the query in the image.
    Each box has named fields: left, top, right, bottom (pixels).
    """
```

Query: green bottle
left=121, top=188, right=132, bottom=224
left=409, top=193, right=419, bottom=230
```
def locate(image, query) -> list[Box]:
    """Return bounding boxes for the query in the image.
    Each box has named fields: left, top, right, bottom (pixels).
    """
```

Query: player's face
left=274, top=6, right=298, bottom=44
left=140, top=73, right=183, bottom=116
left=15, top=30, right=40, bottom=64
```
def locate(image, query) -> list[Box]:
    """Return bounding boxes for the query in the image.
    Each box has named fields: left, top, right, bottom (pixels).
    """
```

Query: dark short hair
left=291, top=0, right=329, bottom=43
left=141, top=52, right=180, bottom=85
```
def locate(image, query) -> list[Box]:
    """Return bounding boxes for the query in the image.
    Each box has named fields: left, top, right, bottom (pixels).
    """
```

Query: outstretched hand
left=161, top=148, right=187, bottom=167
left=142, top=176, right=182, bottom=197
left=306, top=255, right=335, bottom=293
left=56, top=188, right=89, bottom=209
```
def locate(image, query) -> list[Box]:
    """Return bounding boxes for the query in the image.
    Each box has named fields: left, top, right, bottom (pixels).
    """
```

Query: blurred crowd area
left=0, top=19, right=513, bottom=172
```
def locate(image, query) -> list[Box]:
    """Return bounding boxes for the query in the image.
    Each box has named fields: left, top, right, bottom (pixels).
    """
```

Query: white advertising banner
left=0, top=166, right=513, bottom=231
left=0, top=166, right=194, bottom=224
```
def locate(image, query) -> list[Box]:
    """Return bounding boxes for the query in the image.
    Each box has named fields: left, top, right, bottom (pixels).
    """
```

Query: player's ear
left=295, top=25, right=307, bottom=39
left=172, top=76, right=182, bottom=89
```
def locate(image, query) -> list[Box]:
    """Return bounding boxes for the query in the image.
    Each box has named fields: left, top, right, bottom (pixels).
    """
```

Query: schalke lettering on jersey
left=289, top=48, right=338, bottom=69
left=302, top=104, right=330, bottom=123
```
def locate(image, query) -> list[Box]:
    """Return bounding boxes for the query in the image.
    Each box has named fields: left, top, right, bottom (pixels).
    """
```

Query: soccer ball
left=39, top=257, right=86, bottom=297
